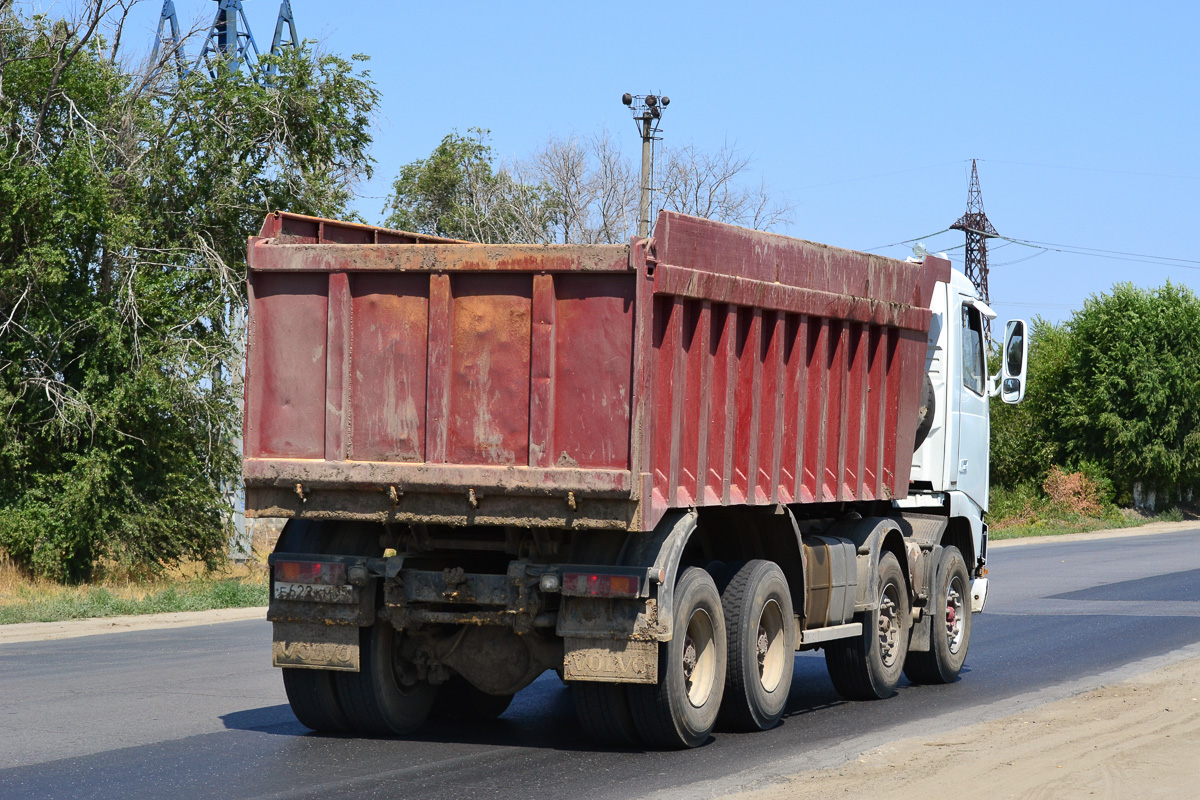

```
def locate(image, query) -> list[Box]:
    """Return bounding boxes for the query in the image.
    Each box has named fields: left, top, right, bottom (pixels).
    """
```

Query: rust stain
left=469, top=349, right=515, bottom=464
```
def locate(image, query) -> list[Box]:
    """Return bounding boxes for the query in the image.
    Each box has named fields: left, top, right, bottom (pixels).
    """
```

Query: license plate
left=273, top=581, right=357, bottom=604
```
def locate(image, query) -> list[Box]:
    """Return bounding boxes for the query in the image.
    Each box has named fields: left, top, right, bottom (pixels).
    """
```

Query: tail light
left=562, top=572, right=641, bottom=598
left=274, top=560, right=346, bottom=586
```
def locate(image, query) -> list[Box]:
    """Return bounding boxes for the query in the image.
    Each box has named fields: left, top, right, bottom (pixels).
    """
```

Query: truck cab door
left=953, top=299, right=990, bottom=510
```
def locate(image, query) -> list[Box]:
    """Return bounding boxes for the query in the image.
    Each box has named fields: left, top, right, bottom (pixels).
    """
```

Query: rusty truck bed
left=243, top=210, right=950, bottom=532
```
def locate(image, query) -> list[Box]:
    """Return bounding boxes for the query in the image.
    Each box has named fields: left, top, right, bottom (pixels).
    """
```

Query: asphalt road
left=3, top=528, right=1200, bottom=800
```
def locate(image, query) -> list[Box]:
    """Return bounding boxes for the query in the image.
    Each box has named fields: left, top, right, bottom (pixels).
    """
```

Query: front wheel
left=718, top=560, right=795, bottom=731
left=629, top=567, right=727, bottom=748
left=904, top=546, right=971, bottom=684
left=825, top=551, right=910, bottom=700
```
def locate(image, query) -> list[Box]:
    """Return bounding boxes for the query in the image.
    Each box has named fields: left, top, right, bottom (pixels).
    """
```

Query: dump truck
left=245, top=209, right=1028, bottom=748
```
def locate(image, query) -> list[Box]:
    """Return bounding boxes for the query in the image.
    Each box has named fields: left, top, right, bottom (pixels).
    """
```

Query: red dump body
left=243, top=210, right=950, bottom=533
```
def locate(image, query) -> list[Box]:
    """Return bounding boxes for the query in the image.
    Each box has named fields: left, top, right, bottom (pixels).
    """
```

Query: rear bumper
left=244, top=458, right=640, bottom=530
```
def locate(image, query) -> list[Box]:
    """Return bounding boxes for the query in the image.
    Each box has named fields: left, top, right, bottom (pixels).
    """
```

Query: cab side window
left=962, top=304, right=985, bottom=395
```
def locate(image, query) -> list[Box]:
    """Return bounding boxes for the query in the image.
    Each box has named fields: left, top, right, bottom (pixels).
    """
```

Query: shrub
left=1041, top=467, right=1105, bottom=517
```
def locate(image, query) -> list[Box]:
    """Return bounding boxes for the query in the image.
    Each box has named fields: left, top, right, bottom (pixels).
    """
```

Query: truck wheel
left=335, top=621, right=437, bottom=736
left=282, top=669, right=352, bottom=733
left=629, top=567, right=727, bottom=749
left=573, top=682, right=641, bottom=747
left=275, top=520, right=351, bottom=733
left=704, top=559, right=747, bottom=593
left=433, top=675, right=514, bottom=721
left=824, top=551, right=910, bottom=700
left=904, top=546, right=971, bottom=684
left=718, top=560, right=795, bottom=731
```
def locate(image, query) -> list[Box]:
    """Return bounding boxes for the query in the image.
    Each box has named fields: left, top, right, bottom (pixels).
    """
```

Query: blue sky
left=112, top=1, right=1200, bottom=325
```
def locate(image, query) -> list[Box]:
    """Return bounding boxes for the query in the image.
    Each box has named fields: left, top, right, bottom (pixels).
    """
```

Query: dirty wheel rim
left=877, top=581, right=902, bottom=668
left=756, top=598, right=786, bottom=693
left=945, top=576, right=966, bottom=654
left=682, top=608, right=717, bottom=708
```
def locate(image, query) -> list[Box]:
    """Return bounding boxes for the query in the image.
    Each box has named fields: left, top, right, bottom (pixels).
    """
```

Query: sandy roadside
left=731, top=652, right=1200, bottom=800
left=0, top=606, right=266, bottom=644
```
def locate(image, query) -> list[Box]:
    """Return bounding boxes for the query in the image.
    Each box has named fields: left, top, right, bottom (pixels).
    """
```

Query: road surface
left=2, top=526, right=1198, bottom=799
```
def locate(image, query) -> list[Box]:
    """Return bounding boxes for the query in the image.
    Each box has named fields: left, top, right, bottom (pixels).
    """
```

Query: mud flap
left=562, top=638, right=658, bottom=684
left=272, top=621, right=360, bottom=671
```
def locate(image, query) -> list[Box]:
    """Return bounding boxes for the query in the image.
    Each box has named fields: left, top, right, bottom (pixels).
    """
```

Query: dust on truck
left=245, top=209, right=1028, bottom=748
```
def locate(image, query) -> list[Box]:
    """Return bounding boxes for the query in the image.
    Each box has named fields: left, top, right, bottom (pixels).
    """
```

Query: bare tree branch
left=657, top=140, right=794, bottom=231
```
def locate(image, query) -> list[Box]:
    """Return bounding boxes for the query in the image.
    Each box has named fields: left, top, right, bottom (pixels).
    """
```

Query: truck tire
left=705, top=560, right=747, bottom=594
left=335, top=620, right=437, bottom=736
left=718, top=560, right=795, bottom=732
left=275, top=520, right=351, bottom=733
left=904, top=546, right=971, bottom=684
left=573, top=682, right=641, bottom=747
left=433, top=675, right=514, bottom=721
left=824, top=551, right=910, bottom=700
left=282, top=669, right=352, bottom=734
left=629, top=567, right=727, bottom=749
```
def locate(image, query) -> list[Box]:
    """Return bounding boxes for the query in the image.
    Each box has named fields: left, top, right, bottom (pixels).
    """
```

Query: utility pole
left=622, top=92, right=670, bottom=238
left=950, top=159, right=999, bottom=338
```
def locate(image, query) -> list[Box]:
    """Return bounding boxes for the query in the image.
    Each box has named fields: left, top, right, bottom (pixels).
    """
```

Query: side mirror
left=1000, top=319, right=1028, bottom=404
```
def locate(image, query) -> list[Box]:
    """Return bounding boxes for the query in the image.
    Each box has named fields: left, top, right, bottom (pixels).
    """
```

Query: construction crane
left=151, top=1, right=300, bottom=81
left=196, top=0, right=261, bottom=75
left=150, top=0, right=186, bottom=75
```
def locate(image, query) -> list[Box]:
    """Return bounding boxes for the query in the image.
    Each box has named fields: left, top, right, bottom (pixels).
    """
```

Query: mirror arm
left=988, top=373, right=1002, bottom=397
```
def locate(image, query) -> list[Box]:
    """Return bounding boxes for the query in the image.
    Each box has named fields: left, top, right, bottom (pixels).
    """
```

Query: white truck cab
left=907, top=266, right=1028, bottom=610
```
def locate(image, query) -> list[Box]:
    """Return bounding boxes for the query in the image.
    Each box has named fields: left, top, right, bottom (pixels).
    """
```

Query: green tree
left=991, top=283, right=1200, bottom=506
left=383, top=128, right=556, bottom=243
left=0, top=3, right=378, bottom=581
left=1045, top=282, right=1200, bottom=504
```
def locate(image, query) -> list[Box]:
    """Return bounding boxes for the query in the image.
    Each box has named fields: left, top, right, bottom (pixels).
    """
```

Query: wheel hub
left=683, top=638, right=698, bottom=677
left=945, top=580, right=965, bottom=654
left=878, top=593, right=900, bottom=667
left=682, top=608, right=716, bottom=707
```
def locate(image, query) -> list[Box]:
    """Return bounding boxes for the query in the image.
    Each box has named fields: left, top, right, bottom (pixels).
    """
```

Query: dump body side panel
left=640, top=212, right=949, bottom=529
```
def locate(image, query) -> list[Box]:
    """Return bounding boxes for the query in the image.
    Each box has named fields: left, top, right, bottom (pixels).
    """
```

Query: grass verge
left=988, top=507, right=1185, bottom=541
left=0, top=553, right=268, bottom=625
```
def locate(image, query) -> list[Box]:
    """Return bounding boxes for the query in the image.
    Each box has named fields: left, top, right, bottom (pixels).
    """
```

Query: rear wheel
left=334, top=620, right=437, bottom=736
left=629, top=567, right=727, bottom=749
left=573, top=682, right=641, bottom=747
left=282, top=666, right=352, bottom=733
left=904, top=546, right=971, bottom=684
left=718, top=560, right=795, bottom=731
left=825, top=551, right=910, bottom=700
left=275, top=520, right=351, bottom=733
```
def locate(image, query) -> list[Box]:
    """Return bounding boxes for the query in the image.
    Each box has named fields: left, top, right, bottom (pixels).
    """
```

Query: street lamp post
left=622, top=92, right=670, bottom=238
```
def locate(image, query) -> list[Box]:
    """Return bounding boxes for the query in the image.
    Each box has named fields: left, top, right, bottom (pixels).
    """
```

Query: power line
left=991, top=250, right=1047, bottom=267
left=995, top=235, right=1200, bottom=266
left=981, top=159, right=1200, bottom=182
left=990, top=300, right=1079, bottom=310
left=863, top=228, right=952, bottom=253
left=785, top=160, right=968, bottom=194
